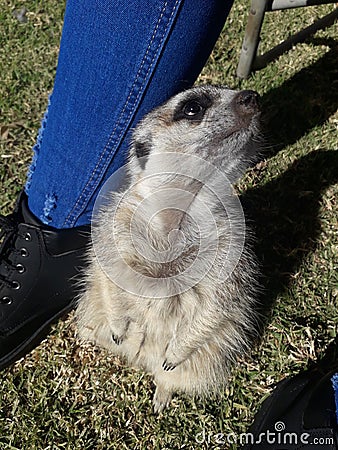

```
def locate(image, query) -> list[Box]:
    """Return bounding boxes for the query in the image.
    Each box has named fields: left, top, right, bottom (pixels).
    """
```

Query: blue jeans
left=25, top=0, right=233, bottom=228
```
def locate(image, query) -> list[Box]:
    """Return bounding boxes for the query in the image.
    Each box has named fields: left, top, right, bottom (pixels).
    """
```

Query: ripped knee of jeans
left=42, top=193, right=57, bottom=224
left=25, top=95, right=51, bottom=191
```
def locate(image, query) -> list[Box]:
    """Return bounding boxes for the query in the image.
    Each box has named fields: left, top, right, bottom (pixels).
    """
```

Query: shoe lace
left=0, top=213, right=21, bottom=289
left=0, top=214, right=17, bottom=240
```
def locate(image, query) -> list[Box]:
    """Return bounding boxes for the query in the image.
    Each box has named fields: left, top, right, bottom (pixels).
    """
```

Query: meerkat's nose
left=235, top=90, right=260, bottom=113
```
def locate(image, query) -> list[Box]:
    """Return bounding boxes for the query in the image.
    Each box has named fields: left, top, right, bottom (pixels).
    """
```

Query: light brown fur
left=76, top=86, right=262, bottom=412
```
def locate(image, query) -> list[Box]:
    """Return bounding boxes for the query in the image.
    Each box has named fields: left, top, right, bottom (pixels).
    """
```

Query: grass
left=0, top=1, right=337, bottom=449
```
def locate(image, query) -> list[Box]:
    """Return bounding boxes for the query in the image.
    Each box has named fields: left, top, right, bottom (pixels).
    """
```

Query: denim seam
left=63, top=0, right=176, bottom=226
left=63, top=0, right=180, bottom=227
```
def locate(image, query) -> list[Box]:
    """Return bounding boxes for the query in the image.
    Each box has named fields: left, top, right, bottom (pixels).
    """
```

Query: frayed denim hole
left=25, top=95, right=52, bottom=191
left=41, top=193, right=57, bottom=224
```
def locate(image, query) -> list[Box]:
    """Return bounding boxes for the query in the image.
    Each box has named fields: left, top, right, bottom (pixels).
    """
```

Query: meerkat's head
left=129, top=85, right=261, bottom=183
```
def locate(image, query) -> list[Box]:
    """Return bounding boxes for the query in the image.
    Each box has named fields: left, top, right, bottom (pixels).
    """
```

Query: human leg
left=26, top=0, right=233, bottom=228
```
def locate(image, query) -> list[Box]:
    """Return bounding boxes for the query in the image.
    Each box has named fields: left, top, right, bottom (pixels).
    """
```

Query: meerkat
left=76, top=85, right=262, bottom=413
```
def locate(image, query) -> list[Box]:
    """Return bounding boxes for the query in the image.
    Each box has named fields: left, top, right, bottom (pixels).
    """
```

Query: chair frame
left=236, top=0, right=338, bottom=79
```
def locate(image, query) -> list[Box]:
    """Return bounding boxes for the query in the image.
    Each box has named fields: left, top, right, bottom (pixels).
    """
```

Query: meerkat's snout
left=234, top=90, right=260, bottom=114
left=230, top=89, right=260, bottom=138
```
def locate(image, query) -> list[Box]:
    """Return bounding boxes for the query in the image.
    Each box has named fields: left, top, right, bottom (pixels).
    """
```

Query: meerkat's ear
left=132, top=136, right=152, bottom=170
left=135, top=140, right=151, bottom=160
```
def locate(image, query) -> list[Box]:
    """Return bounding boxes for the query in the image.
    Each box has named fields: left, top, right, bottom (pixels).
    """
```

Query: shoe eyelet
left=11, top=280, right=21, bottom=290
left=20, top=248, right=29, bottom=257
left=1, top=296, right=13, bottom=305
left=16, top=263, right=26, bottom=274
left=24, top=232, right=32, bottom=241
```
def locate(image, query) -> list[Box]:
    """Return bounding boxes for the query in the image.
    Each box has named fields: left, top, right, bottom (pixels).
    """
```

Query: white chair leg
left=236, top=0, right=268, bottom=79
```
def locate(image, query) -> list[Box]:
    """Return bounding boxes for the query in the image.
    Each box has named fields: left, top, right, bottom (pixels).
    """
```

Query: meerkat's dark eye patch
left=173, top=93, right=213, bottom=123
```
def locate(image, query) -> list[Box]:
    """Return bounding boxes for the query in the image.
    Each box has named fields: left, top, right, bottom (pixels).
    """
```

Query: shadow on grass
left=260, top=39, right=338, bottom=154
left=243, top=148, right=338, bottom=361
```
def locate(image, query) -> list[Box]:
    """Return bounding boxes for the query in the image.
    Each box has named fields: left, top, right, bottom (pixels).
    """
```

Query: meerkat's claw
left=162, top=360, right=176, bottom=371
left=112, top=333, right=123, bottom=345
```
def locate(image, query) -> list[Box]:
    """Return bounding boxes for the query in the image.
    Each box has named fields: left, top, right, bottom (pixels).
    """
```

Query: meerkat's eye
left=183, top=101, right=203, bottom=117
left=173, top=93, right=212, bottom=122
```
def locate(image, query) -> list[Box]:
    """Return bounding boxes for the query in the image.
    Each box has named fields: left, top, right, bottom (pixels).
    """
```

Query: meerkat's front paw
left=112, top=333, right=124, bottom=345
left=163, top=346, right=186, bottom=370
left=110, top=319, right=130, bottom=345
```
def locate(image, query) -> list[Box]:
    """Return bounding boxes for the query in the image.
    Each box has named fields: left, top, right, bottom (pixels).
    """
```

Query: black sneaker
left=0, top=191, right=90, bottom=369
left=241, top=367, right=338, bottom=449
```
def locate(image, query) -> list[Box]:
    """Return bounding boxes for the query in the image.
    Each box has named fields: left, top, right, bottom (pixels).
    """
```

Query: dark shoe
left=0, top=191, right=90, bottom=369
left=242, top=367, right=338, bottom=449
